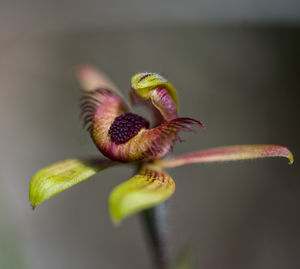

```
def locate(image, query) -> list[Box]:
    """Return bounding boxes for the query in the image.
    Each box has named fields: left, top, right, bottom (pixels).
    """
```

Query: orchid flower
left=29, top=65, right=293, bottom=225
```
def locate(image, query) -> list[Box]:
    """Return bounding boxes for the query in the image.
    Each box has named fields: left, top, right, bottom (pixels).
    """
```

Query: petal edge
left=159, top=145, right=294, bottom=168
left=109, top=166, right=175, bottom=224
left=30, top=158, right=115, bottom=209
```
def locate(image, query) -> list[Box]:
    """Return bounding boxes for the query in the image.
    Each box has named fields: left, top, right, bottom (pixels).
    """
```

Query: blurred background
left=0, top=0, right=299, bottom=268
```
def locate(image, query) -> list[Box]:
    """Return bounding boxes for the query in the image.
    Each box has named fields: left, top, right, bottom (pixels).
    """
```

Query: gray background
left=0, top=1, right=299, bottom=269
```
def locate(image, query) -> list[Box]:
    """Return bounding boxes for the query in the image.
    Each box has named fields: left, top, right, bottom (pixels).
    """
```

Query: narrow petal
left=29, top=158, right=116, bottom=209
left=109, top=165, right=175, bottom=224
left=131, top=72, right=178, bottom=121
left=160, top=145, right=294, bottom=168
left=76, top=64, right=121, bottom=96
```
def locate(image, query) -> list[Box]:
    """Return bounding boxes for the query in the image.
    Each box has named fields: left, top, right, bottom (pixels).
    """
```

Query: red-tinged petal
left=159, top=145, right=294, bottom=168
left=76, top=64, right=124, bottom=98
left=150, top=88, right=178, bottom=121
left=131, top=72, right=178, bottom=121
left=80, top=87, right=130, bottom=142
left=81, top=89, right=204, bottom=162
left=130, top=88, right=164, bottom=126
left=99, top=115, right=203, bottom=162
left=109, top=165, right=175, bottom=224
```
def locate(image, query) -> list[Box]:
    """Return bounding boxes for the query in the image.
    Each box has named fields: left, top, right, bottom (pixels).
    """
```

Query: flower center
left=109, top=113, right=150, bottom=144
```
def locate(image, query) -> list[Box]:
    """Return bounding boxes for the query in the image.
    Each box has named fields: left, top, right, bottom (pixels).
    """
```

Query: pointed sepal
left=29, top=158, right=115, bottom=209
left=160, top=145, right=294, bottom=168
left=109, top=165, right=175, bottom=224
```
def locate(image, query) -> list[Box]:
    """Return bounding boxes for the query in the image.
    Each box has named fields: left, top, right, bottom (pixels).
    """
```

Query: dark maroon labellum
left=108, top=113, right=150, bottom=144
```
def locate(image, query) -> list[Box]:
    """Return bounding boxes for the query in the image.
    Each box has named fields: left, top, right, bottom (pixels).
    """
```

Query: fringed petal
left=83, top=104, right=204, bottom=162
left=29, top=158, right=116, bottom=209
left=159, top=145, right=294, bottom=168
left=80, top=88, right=130, bottom=143
left=109, top=165, right=175, bottom=224
left=80, top=74, right=204, bottom=162
left=131, top=72, right=178, bottom=121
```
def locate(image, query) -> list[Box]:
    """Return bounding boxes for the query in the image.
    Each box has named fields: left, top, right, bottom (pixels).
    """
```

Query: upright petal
left=109, top=165, right=175, bottom=224
left=131, top=72, right=178, bottom=121
left=76, top=64, right=122, bottom=96
left=159, top=145, right=294, bottom=168
left=30, top=158, right=116, bottom=209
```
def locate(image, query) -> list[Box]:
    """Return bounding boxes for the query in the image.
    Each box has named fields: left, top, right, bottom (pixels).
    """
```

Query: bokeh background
left=0, top=1, right=299, bottom=268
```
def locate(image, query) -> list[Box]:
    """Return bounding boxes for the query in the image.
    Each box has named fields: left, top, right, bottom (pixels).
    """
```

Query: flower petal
left=29, top=158, right=116, bottom=209
left=80, top=88, right=129, bottom=143
left=131, top=72, right=178, bottom=121
left=109, top=165, right=175, bottom=224
left=76, top=64, right=122, bottom=95
left=83, top=91, right=204, bottom=161
left=159, top=145, right=294, bottom=168
left=130, top=89, right=164, bottom=126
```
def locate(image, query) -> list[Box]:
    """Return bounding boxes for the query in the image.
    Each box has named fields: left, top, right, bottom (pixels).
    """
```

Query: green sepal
left=109, top=165, right=175, bottom=224
left=29, top=158, right=115, bottom=209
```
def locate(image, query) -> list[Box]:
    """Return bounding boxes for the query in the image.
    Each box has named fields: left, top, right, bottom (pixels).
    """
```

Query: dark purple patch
left=138, top=73, right=151, bottom=83
left=108, top=113, right=150, bottom=144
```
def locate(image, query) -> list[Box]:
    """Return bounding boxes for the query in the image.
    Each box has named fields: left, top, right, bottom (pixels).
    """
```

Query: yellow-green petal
left=131, top=72, right=178, bottom=107
left=30, top=158, right=115, bottom=209
left=109, top=165, right=175, bottom=224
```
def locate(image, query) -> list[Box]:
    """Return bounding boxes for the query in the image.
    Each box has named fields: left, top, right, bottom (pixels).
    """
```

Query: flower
left=29, top=65, right=293, bottom=224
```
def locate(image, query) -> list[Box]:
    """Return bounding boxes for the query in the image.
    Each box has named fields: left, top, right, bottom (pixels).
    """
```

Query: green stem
left=140, top=203, right=171, bottom=269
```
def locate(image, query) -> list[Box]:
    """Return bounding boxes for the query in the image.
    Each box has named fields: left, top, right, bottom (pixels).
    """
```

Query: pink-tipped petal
left=160, top=145, right=294, bottom=168
left=81, top=90, right=204, bottom=162
left=149, top=88, right=178, bottom=121
left=76, top=64, right=123, bottom=96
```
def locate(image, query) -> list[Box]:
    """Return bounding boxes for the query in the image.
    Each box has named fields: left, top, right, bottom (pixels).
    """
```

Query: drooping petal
left=109, top=165, right=175, bottom=224
left=159, top=145, right=294, bottom=168
left=131, top=72, right=178, bottom=121
left=30, top=158, right=116, bottom=209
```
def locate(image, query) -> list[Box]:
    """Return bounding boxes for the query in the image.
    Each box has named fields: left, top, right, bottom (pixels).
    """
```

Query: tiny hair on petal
left=160, top=144, right=294, bottom=168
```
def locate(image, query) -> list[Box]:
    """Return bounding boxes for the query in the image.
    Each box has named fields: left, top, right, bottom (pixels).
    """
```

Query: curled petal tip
left=131, top=72, right=179, bottom=121
left=288, top=151, right=294, bottom=165
left=160, top=144, right=294, bottom=168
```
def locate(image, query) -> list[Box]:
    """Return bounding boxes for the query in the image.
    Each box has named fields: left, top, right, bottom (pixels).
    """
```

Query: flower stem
left=140, top=202, right=171, bottom=269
